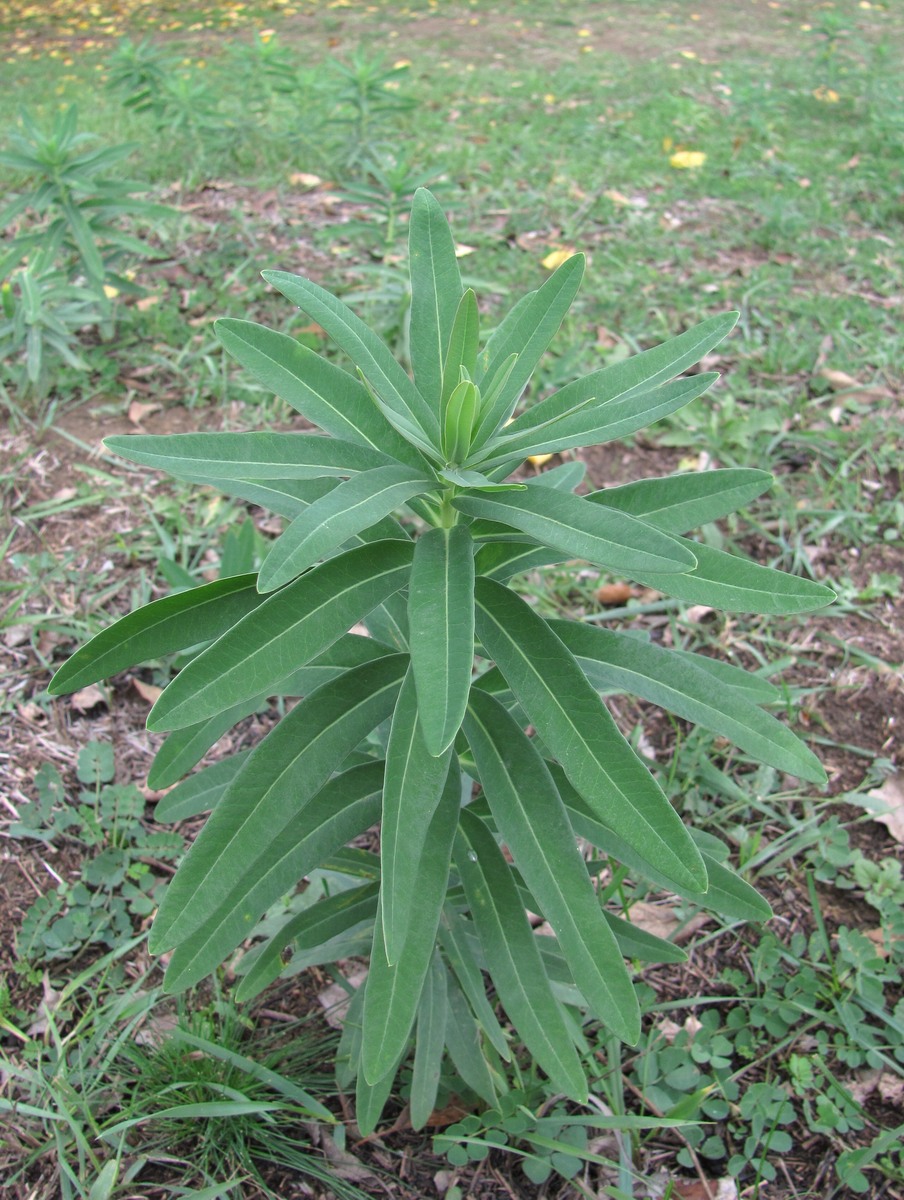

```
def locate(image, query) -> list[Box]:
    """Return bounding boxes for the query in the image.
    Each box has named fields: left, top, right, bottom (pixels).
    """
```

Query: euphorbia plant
left=50, top=190, right=833, bottom=1129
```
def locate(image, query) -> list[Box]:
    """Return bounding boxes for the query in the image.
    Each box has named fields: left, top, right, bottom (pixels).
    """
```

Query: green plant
left=0, top=104, right=171, bottom=411
left=11, top=741, right=181, bottom=967
left=326, top=51, right=416, bottom=170
left=49, top=189, right=834, bottom=1132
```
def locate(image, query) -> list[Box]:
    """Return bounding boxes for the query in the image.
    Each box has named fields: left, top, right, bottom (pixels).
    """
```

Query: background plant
left=48, top=190, right=835, bottom=1144
left=0, top=104, right=171, bottom=414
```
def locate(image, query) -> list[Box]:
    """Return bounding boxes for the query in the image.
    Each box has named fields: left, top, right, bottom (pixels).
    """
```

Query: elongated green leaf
left=154, top=751, right=251, bottom=822
left=603, top=911, right=687, bottom=964
left=471, top=254, right=585, bottom=447
left=552, top=621, right=826, bottom=784
left=48, top=574, right=263, bottom=696
left=455, top=485, right=696, bottom=576
left=147, top=540, right=414, bottom=731
left=442, top=289, right=479, bottom=408
left=161, top=759, right=389, bottom=991
left=455, top=808, right=587, bottom=1099
left=587, top=468, right=773, bottom=533
left=356, top=1053, right=399, bottom=1137
left=632, top=538, right=836, bottom=614
left=409, top=187, right=464, bottom=416
left=438, top=908, right=511, bottom=1061
left=465, top=690, right=640, bottom=1042
left=264, top=269, right=441, bottom=446
left=555, top=766, right=771, bottom=922
left=381, top=669, right=454, bottom=963
left=235, top=882, right=380, bottom=1003
left=214, top=318, right=424, bottom=468
left=104, top=431, right=394, bottom=481
left=530, top=460, right=587, bottom=492
left=151, top=654, right=406, bottom=953
left=410, top=950, right=448, bottom=1130
left=478, top=373, right=718, bottom=466
left=443, top=379, right=480, bottom=463
left=474, top=578, right=707, bottom=894
left=362, top=762, right=460, bottom=1085
left=672, top=650, right=779, bottom=703
left=408, top=524, right=476, bottom=755
left=503, top=311, right=738, bottom=438
left=184, top=476, right=336, bottom=521
left=151, top=633, right=399, bottom=784
left=364, top=590, right=410, bottom=650
left=336, top=981, right=366, bottom=1089
left=258, top=465, right=429, bottom=592
left=473, top=541, right=565, bottom=583
left=148, top=698, right=263, bottom=790
left=438, top=467, right=525, bottom=491
left=442, top=965, right=498, bottom=1106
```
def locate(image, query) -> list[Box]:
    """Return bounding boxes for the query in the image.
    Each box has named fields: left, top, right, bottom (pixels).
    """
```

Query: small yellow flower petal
left=669, top=150, right=706, bottom=169
left=528, top=453, right=555, bottom=466
left=541, top=247, right=576, bottom=270
left=812, top=86, right=840, bottom=103
left=103, top=285, right=119, bottom=299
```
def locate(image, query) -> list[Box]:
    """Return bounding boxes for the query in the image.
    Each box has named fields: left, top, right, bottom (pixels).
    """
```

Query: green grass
left=2, top=0, right=903, bottom=1195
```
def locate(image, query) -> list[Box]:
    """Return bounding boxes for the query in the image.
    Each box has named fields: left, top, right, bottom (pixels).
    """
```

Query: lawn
left=1, top=1, right=902, bottom=1198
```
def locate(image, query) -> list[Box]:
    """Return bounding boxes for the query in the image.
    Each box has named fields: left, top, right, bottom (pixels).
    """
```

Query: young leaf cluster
left=49, top=189, right=834, bottom=1127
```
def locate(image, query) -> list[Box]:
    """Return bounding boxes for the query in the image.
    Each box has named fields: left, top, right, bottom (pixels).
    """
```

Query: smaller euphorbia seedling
left=50, top=190, right=833, bottom=1130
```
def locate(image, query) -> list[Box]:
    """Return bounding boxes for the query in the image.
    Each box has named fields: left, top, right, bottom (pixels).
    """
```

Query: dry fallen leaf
left=288, top=171, right=322, bottom=188
left=868, top=775, right=904, bottom=844
left=669, top=150, right=706, bottom=170
left=128, top=399, right=162, bottom=425
left=628, top=901, right=710, bottom=944
left=318, top=968, right=368, bottom=1028
left=596, top=582, right=635, bottom=606
left=70, top=684, right=106, bottom=712
left=132, top=678, right=164, bottom=705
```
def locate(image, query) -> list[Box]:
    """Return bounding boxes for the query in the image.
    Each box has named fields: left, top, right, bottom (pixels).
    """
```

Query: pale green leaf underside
left=381, top=669, right=454, bottom=963
left=455, top=809, right=587, bottom=1100
left=465, top=689, right=640, bottom=1043
left=362, top=762, right=460, bottom=1085
left=162, top=760, right=387, bottom=991
left=234, top=882, right=380, bottom=1004
left=474, top=577, right=707, bottom=895
left=408, top=524, right=476, bottom=755
left=410, top=951, right=448, bottom=1129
